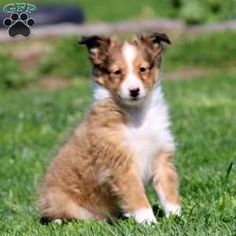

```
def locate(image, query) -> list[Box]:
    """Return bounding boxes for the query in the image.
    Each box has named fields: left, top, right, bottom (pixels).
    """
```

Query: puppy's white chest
left=124, top=125, right=157, bottom=183
left=122, top=102, right=174, bottom=184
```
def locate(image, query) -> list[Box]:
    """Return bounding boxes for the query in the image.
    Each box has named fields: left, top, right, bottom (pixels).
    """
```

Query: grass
left=0, top=69, right=236, bottom=235
left=164, top=31, right=236, bottom=70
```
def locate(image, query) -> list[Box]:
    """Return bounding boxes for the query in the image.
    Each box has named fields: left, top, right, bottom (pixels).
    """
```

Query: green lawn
left=0, top=69, right=235, bottom=235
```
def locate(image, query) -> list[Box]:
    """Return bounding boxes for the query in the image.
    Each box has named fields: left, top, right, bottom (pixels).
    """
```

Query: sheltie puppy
left=38, top=33, right=181, bottom=224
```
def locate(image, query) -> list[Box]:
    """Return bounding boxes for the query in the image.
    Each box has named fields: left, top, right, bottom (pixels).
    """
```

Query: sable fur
left=38, top=33, right=180, bottom=224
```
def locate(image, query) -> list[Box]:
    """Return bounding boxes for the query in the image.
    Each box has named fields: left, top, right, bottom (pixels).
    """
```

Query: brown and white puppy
left=38, top=33, right=181, bottom=224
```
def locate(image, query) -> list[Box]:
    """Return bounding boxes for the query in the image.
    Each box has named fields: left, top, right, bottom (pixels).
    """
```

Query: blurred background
left=0, top=1, right=236, bottom=234
left=0, top=0, right=236, bottom=89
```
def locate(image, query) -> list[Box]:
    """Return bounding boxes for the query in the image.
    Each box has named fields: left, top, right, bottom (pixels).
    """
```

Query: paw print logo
left=3, top=13, right=35, bottom=37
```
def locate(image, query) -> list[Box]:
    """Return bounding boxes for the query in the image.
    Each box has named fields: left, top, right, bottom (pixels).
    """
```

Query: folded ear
left=79, top=35, right=111, bottom=65
left=136, top=32, right=171, bottom=66
left=149, top=32, right=171, bottom=45
left=79, top=35, right=111, bottom=50
left=138, top=32, right=171, bottom=48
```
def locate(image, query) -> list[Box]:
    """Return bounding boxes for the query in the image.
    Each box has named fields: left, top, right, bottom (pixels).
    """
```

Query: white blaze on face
left=120, top=43, right=146, bottom=104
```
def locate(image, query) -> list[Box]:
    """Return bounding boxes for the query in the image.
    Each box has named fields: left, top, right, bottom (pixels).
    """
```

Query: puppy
left=38, top=33, right=181, bottom=224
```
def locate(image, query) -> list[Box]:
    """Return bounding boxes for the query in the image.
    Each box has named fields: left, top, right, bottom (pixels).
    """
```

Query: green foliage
left=177, top=0, right=236, bottom=24
left=179, top=0, right=207, bottom=24
left=206, top=0, right=236, bottom=21
left=0, top=72, right=236, bottom=235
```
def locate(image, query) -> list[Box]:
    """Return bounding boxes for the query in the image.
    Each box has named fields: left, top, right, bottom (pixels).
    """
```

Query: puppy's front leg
left=152, top=151, right=181, bottom=217
left=111, top=167, right=156, bottom=224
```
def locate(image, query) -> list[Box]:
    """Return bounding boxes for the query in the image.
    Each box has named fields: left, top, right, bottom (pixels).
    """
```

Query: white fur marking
left=53, top=219, right=62, bottom=225
left=93, top=83, right=111, bottom=101
left=120, top=43, right=145, bottom=103
left=132, top=208, right=157, bottom=224
left=157, top=185, right=181, bottom=217
left=165, top=203, right=181, bottom=217
left=122, top=85, right=175, bottom=184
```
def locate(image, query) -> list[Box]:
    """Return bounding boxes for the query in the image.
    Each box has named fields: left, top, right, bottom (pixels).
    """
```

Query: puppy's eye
left=114, top=69, right=121, bottom=75
left=139, top=67, right=146, bottom=73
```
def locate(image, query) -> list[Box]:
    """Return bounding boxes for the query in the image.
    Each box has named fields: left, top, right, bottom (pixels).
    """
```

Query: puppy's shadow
left=152, top=204, right=165, bottom=218
left=40, top=205, right=165, bottom=225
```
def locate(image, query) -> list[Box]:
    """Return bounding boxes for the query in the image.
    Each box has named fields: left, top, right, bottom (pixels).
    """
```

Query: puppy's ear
left=136, top=32, right=171, bottom=66
left=150, top=32, right=171, bottom=45
left=138, top=32, right=171, bottom=46
left=79, top=35, right=111, bottom=65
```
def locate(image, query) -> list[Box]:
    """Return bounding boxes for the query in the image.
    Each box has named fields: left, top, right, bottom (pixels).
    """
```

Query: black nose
left=129, top=88, right=140, bottom=98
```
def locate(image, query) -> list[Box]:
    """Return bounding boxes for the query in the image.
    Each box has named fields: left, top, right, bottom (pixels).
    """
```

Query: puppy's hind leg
left=38, top=187, right=95, bottom=224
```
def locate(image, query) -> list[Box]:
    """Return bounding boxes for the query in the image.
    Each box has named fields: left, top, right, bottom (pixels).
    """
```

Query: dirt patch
left=9, top=40, right=51, bottom=70
left=36, top=76, right=69, bottom=90
left=165, top=67, right=214, bottom=80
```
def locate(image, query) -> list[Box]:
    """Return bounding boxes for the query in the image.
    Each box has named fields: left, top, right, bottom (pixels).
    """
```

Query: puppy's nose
left=129, top=88, right=140, bottom=98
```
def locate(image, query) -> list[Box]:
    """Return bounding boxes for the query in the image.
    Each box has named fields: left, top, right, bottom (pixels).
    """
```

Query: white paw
left=133, top=208, right=157, bottom=224
left=164, top=203, right=181, bottom=217
left=53, top=219, right=62, bottom=225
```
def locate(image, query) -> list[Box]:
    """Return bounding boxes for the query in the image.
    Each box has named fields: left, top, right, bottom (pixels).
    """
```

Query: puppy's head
left=80, top=33, right=171, bottom=106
